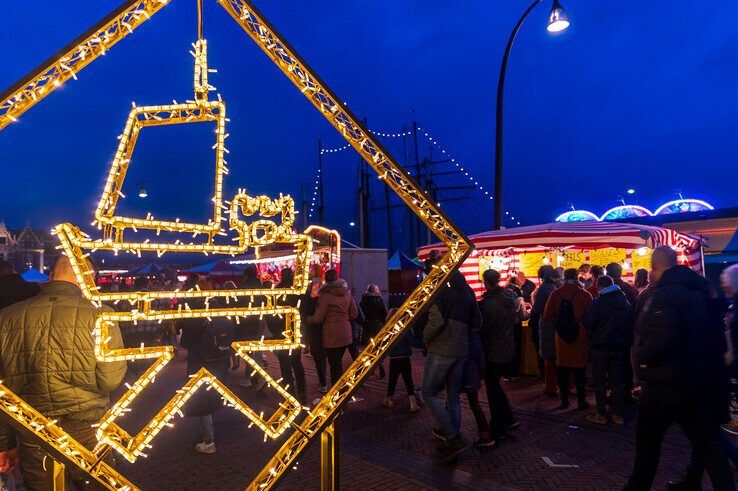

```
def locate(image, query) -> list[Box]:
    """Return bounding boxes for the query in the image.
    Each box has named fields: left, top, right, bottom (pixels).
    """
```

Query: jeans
left=627, top=387, right=734, bottom=490
left=18, top=417, right=115, bottom=490
left=276, top=349, right=307, bottom=404
left=484, top=362, right=515, bottom=436
left=325, top=345, right=348, bottom=386
left=387, top=357, right=415, bottom=396
left=200, top=414, right=215, bottom=444
left=557, top=365, right=586, bottom=404
left=420, top=352, right=466, bottom=440
left=590, top=348, right=626, bottom=415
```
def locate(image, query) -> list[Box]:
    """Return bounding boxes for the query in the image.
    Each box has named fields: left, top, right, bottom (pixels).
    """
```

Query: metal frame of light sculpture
left=0, top=1, right=472, bottom=489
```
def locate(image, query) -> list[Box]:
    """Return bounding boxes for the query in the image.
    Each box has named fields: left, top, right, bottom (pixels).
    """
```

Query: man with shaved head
left=0, top=256, right=126, bottom=487
left=626, top=246, right=734, bottom=489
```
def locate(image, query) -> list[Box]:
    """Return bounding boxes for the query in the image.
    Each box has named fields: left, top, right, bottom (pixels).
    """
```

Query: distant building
left=0, top=221, right=59, bottom=273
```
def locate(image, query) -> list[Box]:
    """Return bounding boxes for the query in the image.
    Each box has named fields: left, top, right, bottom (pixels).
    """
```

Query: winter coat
left=351, top=304, right=365, bottom=342
left=235, top=276, right=265, bottom=340
left=520, top=279, right=536, bottom=304
left=308, top=280, right=358, bottom=348
left=478, top=287, right=518, bottom=364
left=634, top=266, right=710, bottom=388
left=359, top=293, right=387, bottom=341
left=180, top=298, right=232, bottom=417
left=461, top=332, right=486, bottom=392
left=614, top=278, right=639, bottom=310
left=0, top=281, right=127, bottom=451
left=543, top=281, right=593, bottom=368
left=0, top=273, right=40, bottom=311
left=582, top=285, right=633, bottom=352
left=389, top=328, right=424, bottom=358
left=423, top=271, right=482, bottom=358
left=532, top=280, right=557, bottom=360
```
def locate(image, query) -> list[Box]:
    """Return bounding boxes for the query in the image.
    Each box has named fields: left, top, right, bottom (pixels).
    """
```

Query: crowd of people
left=1, top=249, right=738, bottom=489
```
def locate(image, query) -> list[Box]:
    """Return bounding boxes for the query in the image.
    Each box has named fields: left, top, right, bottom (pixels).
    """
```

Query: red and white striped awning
left=419, top=222, right=703, bottom=299
left=419, top=222, right=700, bottom=258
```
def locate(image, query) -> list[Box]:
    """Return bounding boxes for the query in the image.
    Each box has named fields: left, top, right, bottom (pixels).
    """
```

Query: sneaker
left=195, top=441, right=216, bottom=454
left=611, top=414, right=625, bottom=426
left=319, top=385, right=328, bottom=394
left=586, top=412, right=608, bottom=425
left=408, top=396, right=420, bottom=413
left=433, top=437, right=468, bottom=463
left=238, top=378, right=252, bottom=388
left=431, top=427, right=447, bottom=442
left=383, top=397, right=394, bottom=408
left=473, top=436, right=496, bottom=448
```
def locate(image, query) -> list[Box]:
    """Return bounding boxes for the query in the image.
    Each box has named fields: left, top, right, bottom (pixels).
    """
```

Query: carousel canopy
left=388, top=251, right=423, bottom=271
left=21, top=268, right=48, bottom=282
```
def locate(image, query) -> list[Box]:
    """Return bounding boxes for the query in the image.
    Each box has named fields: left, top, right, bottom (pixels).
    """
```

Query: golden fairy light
left=0, top=1, right=471, bottom=489
left=52, top=39, right=310, bottom=464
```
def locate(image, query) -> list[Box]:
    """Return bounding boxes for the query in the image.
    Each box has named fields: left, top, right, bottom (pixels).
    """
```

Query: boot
left=409, top=395, right=420, bottom=413
left=383, top=396, right=394, bottom=408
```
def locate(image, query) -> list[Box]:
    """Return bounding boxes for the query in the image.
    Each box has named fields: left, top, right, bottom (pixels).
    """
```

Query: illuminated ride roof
left=555, top=199, right=714, bottom=223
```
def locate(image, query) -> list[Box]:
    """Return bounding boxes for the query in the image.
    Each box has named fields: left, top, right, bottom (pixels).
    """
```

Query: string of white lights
left=307, top=168, right=321, bottom=218
left=418, top=126, right=522, bottom=226
left=320, top=128, right=411, bottom=154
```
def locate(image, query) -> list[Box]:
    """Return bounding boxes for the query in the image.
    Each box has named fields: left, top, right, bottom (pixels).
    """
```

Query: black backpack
left=555, top=291, right=580, bottom=343
left=199, top=316, right=236, bottom=362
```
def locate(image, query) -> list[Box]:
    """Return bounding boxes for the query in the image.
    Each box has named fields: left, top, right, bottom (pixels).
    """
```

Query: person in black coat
left=0, top=260, right=40, bottom=311
left=626, top=246, right=734, bottom=490
left=178, top=281, right=231, bottom=455
left=582, top=275, right=632, bottom=425
left=271, top=269, right=307, bottom=404
left=360, top=284, right=387, bottom=344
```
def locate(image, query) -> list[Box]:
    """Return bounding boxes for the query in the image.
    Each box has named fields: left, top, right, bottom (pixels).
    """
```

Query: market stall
left=419, top=221, right=703, bottom=299
left=419, top=221, right=703, bottom=376
left=387, top=251, right=423, bottom=307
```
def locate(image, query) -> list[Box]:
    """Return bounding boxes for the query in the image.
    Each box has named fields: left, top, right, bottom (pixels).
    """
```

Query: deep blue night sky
left=1, top=1, right=737, bottom=253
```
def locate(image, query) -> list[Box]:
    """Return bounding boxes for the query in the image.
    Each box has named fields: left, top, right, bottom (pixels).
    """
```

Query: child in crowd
left=383, top=308, right=423, bottom=413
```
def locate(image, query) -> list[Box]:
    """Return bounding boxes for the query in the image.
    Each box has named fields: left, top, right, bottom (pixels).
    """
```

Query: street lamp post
left=493, top=0, right=570, bottom=230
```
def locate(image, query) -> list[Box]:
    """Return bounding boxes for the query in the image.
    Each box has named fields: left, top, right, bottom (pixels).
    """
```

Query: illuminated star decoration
left=53, top=39, right=312, bottom=463
left=0, top=1, right=471, bottom=489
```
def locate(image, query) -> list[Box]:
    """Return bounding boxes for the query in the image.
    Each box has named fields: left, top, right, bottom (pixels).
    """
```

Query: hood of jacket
left=448, top=270, right=467, bottom=291
left=482, top=286, right=516, bottom=309
left=657, top=265, right=702, bottom=291
left=320, top=279, right=349, bottom=296
left=598, top=285, right=630, bottom=310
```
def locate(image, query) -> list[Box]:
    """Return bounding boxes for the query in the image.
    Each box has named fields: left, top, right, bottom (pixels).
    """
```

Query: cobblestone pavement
left=105, top=350, right=723, bottom=490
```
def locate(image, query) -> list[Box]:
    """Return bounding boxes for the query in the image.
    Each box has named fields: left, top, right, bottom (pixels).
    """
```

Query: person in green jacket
left=0, top=256, right=127, bottom=489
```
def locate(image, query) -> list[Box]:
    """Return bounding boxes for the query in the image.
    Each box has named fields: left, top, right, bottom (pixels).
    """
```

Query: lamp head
left=138, top=185, right=148, bottom=198
left=547, top=0, right=570, bottom=33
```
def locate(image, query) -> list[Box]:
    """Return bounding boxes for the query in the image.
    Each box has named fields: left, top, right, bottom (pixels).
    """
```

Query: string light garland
left=307, top=168, right=320, bottom=219
left=418, top=126, right=522, bottom=226
left=0, top=1, right=472, bottom=489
